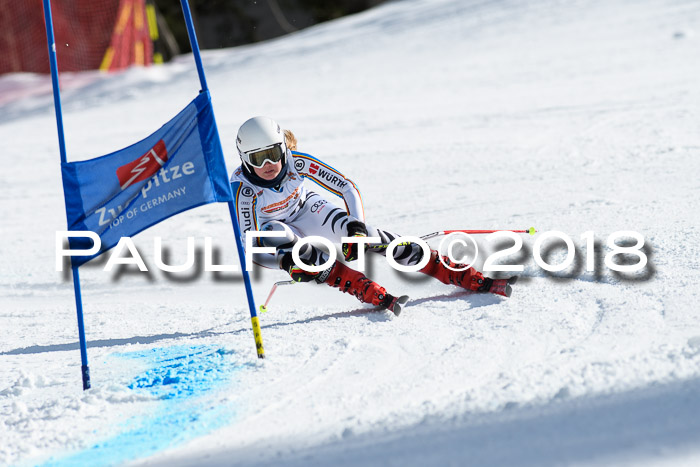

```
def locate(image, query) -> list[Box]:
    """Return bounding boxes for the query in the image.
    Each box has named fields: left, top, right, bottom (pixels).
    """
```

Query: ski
left=384, top=294, right=409, bottom=316
left=487, top=276, right=518, bottom=297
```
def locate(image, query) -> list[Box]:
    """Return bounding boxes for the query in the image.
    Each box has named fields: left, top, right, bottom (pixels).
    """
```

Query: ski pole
left=368, top=227, right=537, bottom=250
left=259, top=279, right=297, bottom=313
left=427, top=227, right=536, bottom=239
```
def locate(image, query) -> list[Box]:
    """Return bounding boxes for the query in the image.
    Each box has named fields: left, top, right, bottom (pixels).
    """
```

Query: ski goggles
left=242, top=144, right=286, bottom=169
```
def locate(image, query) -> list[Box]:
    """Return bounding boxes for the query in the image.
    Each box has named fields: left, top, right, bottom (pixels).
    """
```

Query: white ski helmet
left=236, top=116, right=287, bottom=171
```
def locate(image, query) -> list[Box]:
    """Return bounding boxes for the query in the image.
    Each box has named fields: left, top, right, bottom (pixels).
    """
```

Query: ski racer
left=230, top=116, right=514, bottom=314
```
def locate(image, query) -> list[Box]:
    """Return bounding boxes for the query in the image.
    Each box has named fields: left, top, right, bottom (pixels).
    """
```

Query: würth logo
left=309, top=163, right=319, bottom=175
left=116, top=140, right=168, bottom=189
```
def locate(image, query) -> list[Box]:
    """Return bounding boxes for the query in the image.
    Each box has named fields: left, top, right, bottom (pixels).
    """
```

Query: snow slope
left=2, top=0, right=700, bottom=465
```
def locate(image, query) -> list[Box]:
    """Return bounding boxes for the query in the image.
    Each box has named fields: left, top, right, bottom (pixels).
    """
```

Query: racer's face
left=253, top=160, right=283, bottom=180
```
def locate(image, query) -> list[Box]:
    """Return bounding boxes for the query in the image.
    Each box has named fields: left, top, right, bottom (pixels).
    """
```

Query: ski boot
left=419, top=250, right=516, bottom=297
left=318, top=261, right=408, bottom=316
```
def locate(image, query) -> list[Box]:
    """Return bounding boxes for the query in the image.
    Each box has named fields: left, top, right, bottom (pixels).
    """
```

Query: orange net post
left=100, top=0, right=153, bottom=72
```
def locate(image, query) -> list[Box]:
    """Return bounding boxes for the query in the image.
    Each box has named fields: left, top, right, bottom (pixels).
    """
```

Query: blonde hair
left=284, top=129, right=297, bottom=151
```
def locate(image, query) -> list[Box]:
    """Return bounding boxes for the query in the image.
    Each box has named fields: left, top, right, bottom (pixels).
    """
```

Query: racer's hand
left=342, top=221, right=369, bottom=262
left=280, top=251, right=319, bottom=282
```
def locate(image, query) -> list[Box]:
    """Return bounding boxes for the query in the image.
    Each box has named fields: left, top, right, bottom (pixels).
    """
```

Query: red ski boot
left=419, top=250, right=515, bottom=297
left=319, top=261, right=408, bottom=315
left=280, top=253, right=408, bottom=314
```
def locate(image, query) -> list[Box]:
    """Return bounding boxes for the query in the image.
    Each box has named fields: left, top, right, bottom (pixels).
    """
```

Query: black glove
left=280, top=251, right=319, bottom=283
left=342, top=220, right=368, bottom=262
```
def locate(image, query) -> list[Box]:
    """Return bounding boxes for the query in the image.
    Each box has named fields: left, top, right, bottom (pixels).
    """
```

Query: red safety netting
left=0, top=0, right=153, bottom=75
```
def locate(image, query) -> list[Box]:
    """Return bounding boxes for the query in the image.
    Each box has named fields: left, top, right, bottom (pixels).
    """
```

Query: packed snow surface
left=2, top=0, right=700, bottom=465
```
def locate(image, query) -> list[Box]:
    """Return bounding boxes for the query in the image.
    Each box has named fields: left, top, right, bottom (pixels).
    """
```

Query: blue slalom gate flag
left=61, top=91, right=232, bottom=266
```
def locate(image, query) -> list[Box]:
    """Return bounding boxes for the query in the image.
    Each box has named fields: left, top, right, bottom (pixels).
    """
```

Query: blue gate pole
left=179, top=0, right=209, bottom=93
left=72, top=267, right=91, bottom=388
left=42, top=0, right=91, bottom=389
left=180, top=0, right=265, bottom=358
